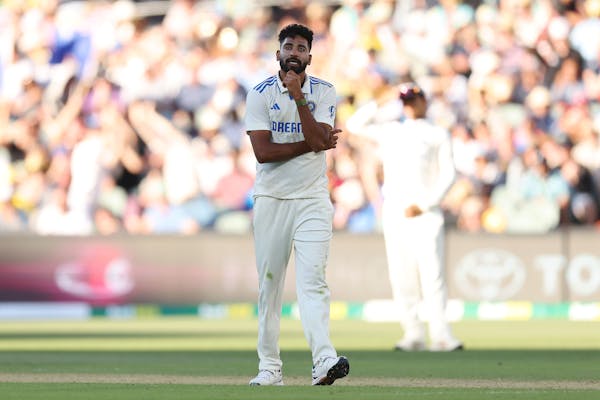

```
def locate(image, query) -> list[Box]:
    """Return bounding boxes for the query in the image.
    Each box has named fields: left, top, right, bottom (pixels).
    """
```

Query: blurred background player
left=244, top=23, right=349, bottom=386
left=347, top=83, right=463, bottom=352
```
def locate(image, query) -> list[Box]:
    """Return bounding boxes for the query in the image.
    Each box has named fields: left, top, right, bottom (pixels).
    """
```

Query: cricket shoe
left=429, top=339, right=464, bottom=352
left=312, top=356, right=350, bottom=385
left=394, top=337, right=426, bottom=351
left=249, top=369, right=283, bottom=386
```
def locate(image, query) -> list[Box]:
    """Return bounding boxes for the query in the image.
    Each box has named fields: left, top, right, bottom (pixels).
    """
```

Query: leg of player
left=294, top=198, right=349, bottom=385
left=249, top=197, right=294, bottom=385
left=383, top=207, right=426, bottom=351
left=416, top=213, right=463, bottom=352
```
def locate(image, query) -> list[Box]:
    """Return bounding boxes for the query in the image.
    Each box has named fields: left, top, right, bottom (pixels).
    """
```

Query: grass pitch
left=0, top=318, right=599, bottom=399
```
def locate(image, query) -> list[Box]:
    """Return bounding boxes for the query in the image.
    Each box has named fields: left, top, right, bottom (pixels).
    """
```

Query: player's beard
left=279, top=58, right=307, bottom=74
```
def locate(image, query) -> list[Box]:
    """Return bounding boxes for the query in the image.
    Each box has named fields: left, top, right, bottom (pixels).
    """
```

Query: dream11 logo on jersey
left=54, top=246, right=134, bottom=305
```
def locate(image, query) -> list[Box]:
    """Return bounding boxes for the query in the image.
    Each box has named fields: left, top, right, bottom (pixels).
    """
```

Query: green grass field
left=0, top=318, right=599, bottom=399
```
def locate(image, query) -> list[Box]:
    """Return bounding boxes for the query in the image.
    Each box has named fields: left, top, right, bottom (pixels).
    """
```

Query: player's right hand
left=283, top=70, right=303, bottom=98
left=404, top=204, right=423, bottom=218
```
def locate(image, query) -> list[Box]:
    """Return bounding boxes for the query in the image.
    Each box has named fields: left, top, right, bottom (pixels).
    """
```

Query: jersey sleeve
left=313, top=85, right=337, bottom=127
left=244, top=89, right=271, bottom=132
left=346, top=101, right=381, bottom=142
left=346, top=101, right=402, bottom=144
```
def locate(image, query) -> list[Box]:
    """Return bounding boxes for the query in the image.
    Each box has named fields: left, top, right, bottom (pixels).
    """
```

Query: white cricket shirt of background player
left=347, top=106, right=455, bottom=212
left=245, top=73, right=336, bottom=199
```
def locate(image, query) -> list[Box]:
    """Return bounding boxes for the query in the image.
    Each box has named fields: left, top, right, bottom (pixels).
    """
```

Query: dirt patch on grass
left=0, top=373, right=598, bottom=390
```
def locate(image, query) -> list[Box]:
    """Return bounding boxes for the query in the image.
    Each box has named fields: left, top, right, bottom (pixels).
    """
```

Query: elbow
left=254, top=153, right=269, bottom=163
left=252, top=149, right=267, bottom=163
left=254, top=149, right=277, bottom=163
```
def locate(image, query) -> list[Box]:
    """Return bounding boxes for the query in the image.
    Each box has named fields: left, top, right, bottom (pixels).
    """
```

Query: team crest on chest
left=307, top=100, right=316, bottom=113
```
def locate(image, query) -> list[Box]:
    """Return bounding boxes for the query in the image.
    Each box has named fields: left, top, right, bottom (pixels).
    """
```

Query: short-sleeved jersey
left=347, top=107, right=456, bottom=212
left=245, top=73, right=336, bottom=199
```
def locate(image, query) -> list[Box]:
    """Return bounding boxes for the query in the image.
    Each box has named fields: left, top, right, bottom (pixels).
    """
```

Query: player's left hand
left=326, top=128, right=341, bottom=149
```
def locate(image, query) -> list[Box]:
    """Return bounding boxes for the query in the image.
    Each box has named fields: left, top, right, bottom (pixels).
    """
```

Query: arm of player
left=248, top=130, right=310, bottom=163
left=345, top=101, right=378, bottom=137
left=345, top=100, right=393, bottom=144
left=296, top=107, right=332, bottom=152
left=248, top=128, right=340, bottom=164
left=283, top=70, right=334, bottom=152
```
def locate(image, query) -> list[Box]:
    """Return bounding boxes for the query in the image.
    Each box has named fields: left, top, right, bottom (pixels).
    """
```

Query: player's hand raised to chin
left=283, top=71, right=303, bottom=99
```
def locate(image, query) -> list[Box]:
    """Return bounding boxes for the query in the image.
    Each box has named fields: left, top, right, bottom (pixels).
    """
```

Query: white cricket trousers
left=382, top=203, right=455, bottom=343
left=252, top=196, right=337, bottom=371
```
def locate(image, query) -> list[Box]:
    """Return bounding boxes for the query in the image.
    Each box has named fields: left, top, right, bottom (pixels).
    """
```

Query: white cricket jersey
left=245, top=73, right=336, bottom=199
left=347, top=108, right=456, bottom=211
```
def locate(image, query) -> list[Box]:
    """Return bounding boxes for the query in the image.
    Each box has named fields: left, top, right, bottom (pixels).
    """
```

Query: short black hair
left=278, top=24, right=314, bottom=50
left=398, top=82, right=425, bottom=103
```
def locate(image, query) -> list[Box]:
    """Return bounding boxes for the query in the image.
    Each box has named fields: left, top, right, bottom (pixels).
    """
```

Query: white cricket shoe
left=429, top=338, right=464, bottom=352
left=249, top=369, right=283, bottom=386
left=394, top=337, right=426, bottom=351
left=311, top=356, right=350, bottom=386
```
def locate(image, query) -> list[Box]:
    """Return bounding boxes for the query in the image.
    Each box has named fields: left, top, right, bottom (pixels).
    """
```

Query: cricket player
left=244, top=23, right=349, bottom=386
left=346, top=83, right=463, bottom=352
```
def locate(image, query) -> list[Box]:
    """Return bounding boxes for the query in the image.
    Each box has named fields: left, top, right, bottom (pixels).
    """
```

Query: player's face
left=277, top=36, right=311, bottom=74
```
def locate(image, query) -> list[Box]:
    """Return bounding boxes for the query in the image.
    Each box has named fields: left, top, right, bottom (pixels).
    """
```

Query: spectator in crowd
left=0, top=0, right=598, bottom=235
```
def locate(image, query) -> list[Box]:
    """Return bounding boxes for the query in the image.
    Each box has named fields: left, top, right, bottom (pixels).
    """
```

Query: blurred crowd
left=0, top=0, right=599, bottom=235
